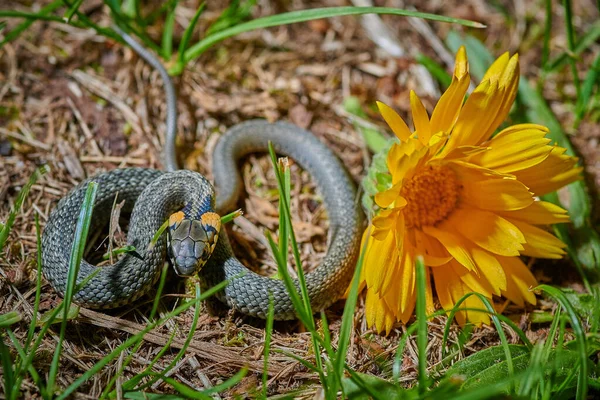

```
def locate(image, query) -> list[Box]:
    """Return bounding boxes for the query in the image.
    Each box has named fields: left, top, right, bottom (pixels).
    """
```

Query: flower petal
left=508, top=219, right=567, bottom=259
left=377, top=101, right=412, bottom=141
left=484, top=54, right=520, bottom=138
left=374, top=183, right=404, bottom=208
left=498, top=256, right=537, bottom=305
left=450, top=260, right=494, bottom=298
left=442, top=79, right=503, bottom=154
left=410, top=90, right=432, bottom=144
left=364, top=231, right=398, bottom=293
left=397, top=248, right=415, bottom=316
left=452, top=161, right=534, bottom=211
left=414, top=230, right=453, bottom=266
left=365, top=289, right=396, bottom=335
left=469, top=124, right=553, bottom=173
left=512, top=146, right=582, bottom=196
left=497, top=201, right=570, bottom=225
left=443, top=207, right=525, bottom=256
left=432, top=266, right=466, bottom=325
left=422, top=225, right=477, bottom=270
left=471, top=247, right=507, bottom=294
left=430, top=47, right=470, bottom=135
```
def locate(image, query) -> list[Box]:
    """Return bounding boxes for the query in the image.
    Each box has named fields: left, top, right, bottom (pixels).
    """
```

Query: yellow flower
left=361, top=47, right=582, bottom=334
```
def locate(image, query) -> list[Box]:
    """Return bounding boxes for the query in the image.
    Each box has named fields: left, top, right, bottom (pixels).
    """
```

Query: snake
left=41, top=27, right=364, bottom=320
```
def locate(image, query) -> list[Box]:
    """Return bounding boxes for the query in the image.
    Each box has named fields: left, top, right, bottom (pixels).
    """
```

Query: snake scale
left=41, top=27, right=364, bottom=320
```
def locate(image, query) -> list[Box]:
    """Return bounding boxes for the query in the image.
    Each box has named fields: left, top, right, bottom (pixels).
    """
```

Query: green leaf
left=445, top=345, right=530, bottom=389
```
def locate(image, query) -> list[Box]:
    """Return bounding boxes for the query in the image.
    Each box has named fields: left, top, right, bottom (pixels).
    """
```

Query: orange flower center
left=401, top=165, right=459, bottom=228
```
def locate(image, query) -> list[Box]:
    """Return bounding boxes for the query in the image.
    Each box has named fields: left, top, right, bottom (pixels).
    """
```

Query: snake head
left=167, top=211, right=221, bottom=277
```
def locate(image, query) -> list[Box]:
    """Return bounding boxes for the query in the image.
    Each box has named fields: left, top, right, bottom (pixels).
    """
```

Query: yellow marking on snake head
left=169, top=211, right=185, bottom=228
left=201, top=212, right=221, bottom=251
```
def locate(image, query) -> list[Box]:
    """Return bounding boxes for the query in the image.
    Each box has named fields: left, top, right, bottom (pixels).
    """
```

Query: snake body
left=41, top=28, right=364, bottom=320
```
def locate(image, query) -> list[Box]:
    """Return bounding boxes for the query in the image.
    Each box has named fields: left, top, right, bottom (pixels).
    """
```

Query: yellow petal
left=498, top=256, right=537, bottom=305
left=512, top=146, right=582, bottom=195
left=471, top=247, right=507, bottom=294
left=450, top=260, right=494, bottom=298
left=387, top=141, right=429, bottom=185
left=508, top=219, right=567, bottom=259
left=442, top=79, right=504, bottom=155
left=469, top=124, right=553, bottom=172
left=497, top=201, right=570, bottom=225
left=465, top=292, right=491, bottom=327
left=397, top=248, right=415, bottom=315
left=452, top=161, right=534, bottom=211
left=422, top=225, right=477, bottom=270
left=365, top=290, right=396, bottom=335
left=364, top=231, right=398, bottom=292
left=414, top=230, right=453, bottom=267
left=485, top=54, right=520, bottom=138
left=410, top=90, right=431, bottom=144
left=432, top=266, right=466, bottom=325
left=374, top=183, right=403, bottom=208
left=377, top=101, right=412, bottom=141
left=443, top=207, right=525, bottom=256
left=444, top=145, right=489, bottom=161
left=430, top=47, right=470, bottom=135
left=482, top=52, right=510, bottom=82
left=424, top=266, right=435, bottom=316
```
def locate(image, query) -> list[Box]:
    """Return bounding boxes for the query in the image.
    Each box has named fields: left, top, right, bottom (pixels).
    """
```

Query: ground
left=1, top=0, right=599, bottom=397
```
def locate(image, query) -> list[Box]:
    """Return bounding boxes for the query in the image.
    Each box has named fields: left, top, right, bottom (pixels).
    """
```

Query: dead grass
left=1, top=0, right=599, bottom=397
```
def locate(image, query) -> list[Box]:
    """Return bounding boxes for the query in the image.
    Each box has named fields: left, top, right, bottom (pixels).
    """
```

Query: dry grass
left=1, top=0, right=598, bottom=397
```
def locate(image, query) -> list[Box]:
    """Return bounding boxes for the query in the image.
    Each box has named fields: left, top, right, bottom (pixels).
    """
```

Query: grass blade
left=26, top=214, right=45, bottom=348
left=161, top=1, right=179, bottom=60
left=0, top=337, right=15, bottom=399
left=262, top=295, right=275, bottom=398
left=536, top=284, right=588, bottom=400
left=181, top=7, right=484, bottom=67
left=62, top=0, right=84, bottom=22
left=0, top=165, right=49, bottom=252
left=266, top=142, right=328, bottom=389
left=333, top=228, right=370, bottom=389
left=575, top=52, right=600, bottom=123
left=562, top=0, right=581, bottom=98
left=0, top=311, right=21, bottom=328
left=173, top=2, right=206, bottom=75
left=0, top=1, right=62, bottom=47
left=57, top=276, right=231, bottom=400
left=415, top=256, right=428, bottom=393
left=47, top=182, right=98, bottom=395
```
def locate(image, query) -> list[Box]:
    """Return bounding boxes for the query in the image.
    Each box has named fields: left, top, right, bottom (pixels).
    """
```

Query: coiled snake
left=41, top=27, right=364, bottom=320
